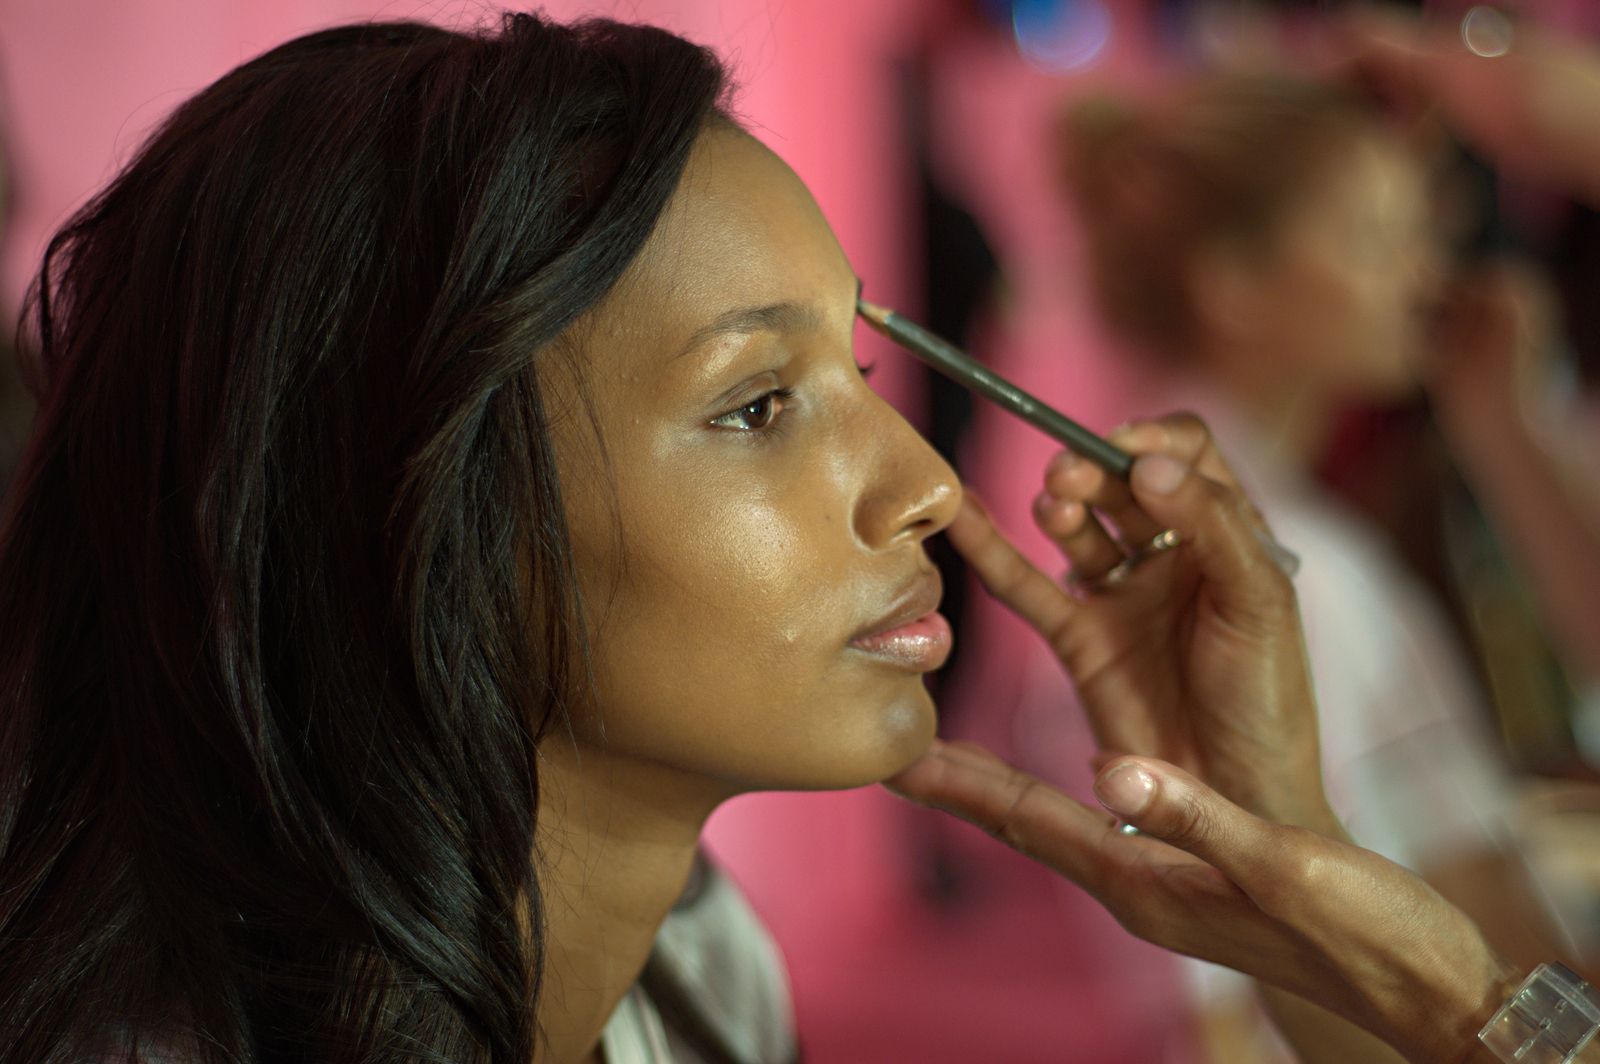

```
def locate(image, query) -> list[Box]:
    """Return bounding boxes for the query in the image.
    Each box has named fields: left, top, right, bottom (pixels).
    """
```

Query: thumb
left=1127, top=454, right=1293, bottom=627
left=1094, top=757, right=1281, bottom=889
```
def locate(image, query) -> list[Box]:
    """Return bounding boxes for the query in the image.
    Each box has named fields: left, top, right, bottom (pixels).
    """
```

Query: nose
left=852, top=392, right=962, bottom=551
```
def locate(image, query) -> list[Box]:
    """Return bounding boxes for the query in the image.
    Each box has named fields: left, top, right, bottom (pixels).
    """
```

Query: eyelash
left=710, top=388, right=795, bottom=433
left=708, top=364, right=876, bottom=436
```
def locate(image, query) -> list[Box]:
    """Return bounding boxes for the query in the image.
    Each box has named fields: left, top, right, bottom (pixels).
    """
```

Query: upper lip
left=850, top=569, right=944, bottom=642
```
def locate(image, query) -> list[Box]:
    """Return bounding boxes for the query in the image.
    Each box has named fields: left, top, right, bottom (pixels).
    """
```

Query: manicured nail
left=1132, top=454, right=1186, bottom=496
left=1095, top=762, right=1156, bottom=816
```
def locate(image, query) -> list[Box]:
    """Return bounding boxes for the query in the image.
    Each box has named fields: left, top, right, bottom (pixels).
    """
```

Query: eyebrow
left=671, top=278, right=864, bottom=361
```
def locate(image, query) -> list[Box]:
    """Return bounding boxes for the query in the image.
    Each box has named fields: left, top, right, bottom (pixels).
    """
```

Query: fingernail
left=1132, top=454, right=1186, bottom=496
left=1095, top=762, right=1156, bottom=816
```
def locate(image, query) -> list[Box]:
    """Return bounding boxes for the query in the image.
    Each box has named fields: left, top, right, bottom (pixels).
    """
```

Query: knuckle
left=992, top=776, right=1043, bottom=857
left=992, top=780, right=1043, bottom=857
left=1109, top=901, right=1159, bottom=942
left=1159, top=410, right=1213, bottom=450
left=1159, top=790, right=1212, bottom=849
left=1254, top=829, right=1327, bottom=914
left=988, top=547, right=1030, bottom=596
left=1259, top=567, right=1300, bottom=613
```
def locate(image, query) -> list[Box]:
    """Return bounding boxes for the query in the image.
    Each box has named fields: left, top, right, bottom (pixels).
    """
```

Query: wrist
left=1370, top=936, right=1521, bottom=1064
left=1445, top=962, right=1528, bottom=1064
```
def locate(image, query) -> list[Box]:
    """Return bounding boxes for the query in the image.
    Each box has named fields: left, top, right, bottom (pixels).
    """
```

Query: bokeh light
left=1010, top=0, right=1113, bottom=73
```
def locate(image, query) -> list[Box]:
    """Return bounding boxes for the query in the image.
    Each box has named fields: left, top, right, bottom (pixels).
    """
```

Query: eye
left=710, top=389, right=792, bottom=432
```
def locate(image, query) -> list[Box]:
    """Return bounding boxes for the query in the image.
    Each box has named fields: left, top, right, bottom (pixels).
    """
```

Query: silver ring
left=1065, top=528, right=1183, bottom=597
left=1142, top=528, right=1182, bottom=555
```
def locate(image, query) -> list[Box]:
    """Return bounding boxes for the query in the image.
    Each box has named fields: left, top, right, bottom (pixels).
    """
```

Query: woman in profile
left=1, top=18, right=820, bottom=1062
left=0, top=13, right=1550, bottom=1064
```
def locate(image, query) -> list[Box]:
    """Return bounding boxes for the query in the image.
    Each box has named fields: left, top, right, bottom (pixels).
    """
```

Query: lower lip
left=849, top=611, right=953, bottom=672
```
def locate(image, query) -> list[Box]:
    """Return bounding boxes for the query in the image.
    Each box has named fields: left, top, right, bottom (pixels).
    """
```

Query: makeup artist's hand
left=1426, top=261, right=1555, bottom=439
left=949, top=414, right=1331, bottom=830
left=885, top=745, right=1518, bottom=1064
left=1336, top=9, right=1600, bottom=208
left=1424, top=263, right=1600, bottom=679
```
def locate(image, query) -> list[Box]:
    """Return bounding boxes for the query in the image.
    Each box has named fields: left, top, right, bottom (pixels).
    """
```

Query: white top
left=600, top=857, right=796, bottom=1064
left=1200, top=397, right=1511, bottom=868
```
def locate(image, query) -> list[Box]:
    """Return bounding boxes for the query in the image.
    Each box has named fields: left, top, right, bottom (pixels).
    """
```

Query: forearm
left=1438, top=401, right=1600, bottom=678
left=1261, top=985, right=1412, bottom=1064
left=1246, top=805, right=1412, bottom=1061
left=1263, top=965, right=1525, bottom=1064
left=1253, top=812, right=1534, bottom=1064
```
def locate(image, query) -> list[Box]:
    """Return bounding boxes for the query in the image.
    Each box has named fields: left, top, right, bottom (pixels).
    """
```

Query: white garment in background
left=1166, top=394, right=1514, bottom=1054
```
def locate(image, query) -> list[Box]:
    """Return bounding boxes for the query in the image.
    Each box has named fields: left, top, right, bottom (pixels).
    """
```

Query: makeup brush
left=857, top=298, right=1134, bottom=478
left=858, top=297, right=1301, bottom=578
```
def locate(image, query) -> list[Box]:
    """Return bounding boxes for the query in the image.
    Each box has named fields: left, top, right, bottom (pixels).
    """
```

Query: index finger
left=885, top=739, right=1129, bottom=892
left=946, top=493, right=1078, bottom=640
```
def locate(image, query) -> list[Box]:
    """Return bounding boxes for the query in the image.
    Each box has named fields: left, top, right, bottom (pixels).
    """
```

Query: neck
left=532, top=740, right=726, bottom=1064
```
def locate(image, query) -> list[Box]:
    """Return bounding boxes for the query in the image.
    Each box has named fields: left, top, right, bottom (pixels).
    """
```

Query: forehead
left=581, top=127, right=852, bottom=369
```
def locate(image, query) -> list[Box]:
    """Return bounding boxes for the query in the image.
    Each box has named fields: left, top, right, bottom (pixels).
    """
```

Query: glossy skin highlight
left=548, top=126, right=961, bottom=799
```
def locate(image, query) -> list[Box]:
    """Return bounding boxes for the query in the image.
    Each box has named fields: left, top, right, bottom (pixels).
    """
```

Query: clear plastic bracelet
left=1479, top=963, right=1600, bottom=1063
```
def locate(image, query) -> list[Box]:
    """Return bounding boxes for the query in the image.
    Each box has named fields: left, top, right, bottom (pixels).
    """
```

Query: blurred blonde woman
left=1056, top=73, right=1567, bottom=1064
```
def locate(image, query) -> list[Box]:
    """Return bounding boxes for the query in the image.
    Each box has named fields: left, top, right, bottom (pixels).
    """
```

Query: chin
left=758, top=682, right=939, bottom=793
left=838, top=682, right=941, bottom=788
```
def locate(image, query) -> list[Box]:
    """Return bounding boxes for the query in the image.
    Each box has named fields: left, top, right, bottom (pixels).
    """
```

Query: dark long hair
left=0, top=14, right=725, bottom=1062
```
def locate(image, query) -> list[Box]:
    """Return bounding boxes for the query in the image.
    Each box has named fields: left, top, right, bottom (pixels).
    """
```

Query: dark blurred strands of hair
left=0, top=14, right=725, bottom=1063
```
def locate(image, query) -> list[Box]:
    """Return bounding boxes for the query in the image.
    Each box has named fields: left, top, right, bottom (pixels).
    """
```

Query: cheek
left=567, top=456, right=932, bottom=790
left=1281, top=257, right=1391, bottom=366
left=577, top=479, right=819, bottom=660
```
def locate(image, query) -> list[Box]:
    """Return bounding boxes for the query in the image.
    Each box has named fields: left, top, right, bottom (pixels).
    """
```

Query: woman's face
left=1233, top=133, right=1443, bottom=399
left=547, top=127, right=960, bottom=798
